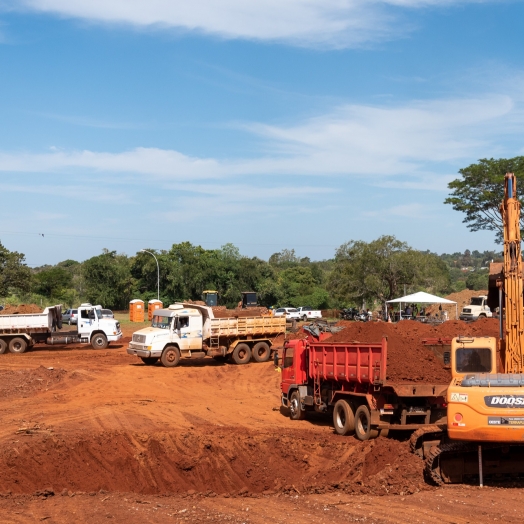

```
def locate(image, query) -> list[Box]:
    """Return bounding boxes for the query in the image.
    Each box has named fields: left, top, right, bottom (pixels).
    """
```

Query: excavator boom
left=500, top=173, right=524, bottom=372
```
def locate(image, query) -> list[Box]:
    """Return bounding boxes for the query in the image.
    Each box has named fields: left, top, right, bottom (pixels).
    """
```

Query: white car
left=274, top=307, right=301, bottom=320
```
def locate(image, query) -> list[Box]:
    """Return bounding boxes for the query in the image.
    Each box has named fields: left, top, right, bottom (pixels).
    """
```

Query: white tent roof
left=386, top=291, right=456, bottom=304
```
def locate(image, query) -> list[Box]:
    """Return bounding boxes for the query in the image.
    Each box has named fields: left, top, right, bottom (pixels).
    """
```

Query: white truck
left=296, top=306, right=322, bottom=322
left=0, top=303, right=122, bottom=354
left=459, top=295, right=493, bottom=321
left=127, top=302, right=286, bottom=367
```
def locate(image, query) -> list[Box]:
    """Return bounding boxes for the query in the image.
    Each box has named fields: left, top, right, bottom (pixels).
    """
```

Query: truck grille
left=133, top=334, right=146, bottom=343
left=463, top=308, right=471, bottom=313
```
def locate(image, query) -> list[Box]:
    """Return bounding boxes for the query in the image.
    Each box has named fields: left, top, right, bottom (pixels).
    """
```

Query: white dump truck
left=459, top=295, right=493, bottom=321
left=0, top=303, right=122, bottom=354
left=127, top=302, right=286, bottom=367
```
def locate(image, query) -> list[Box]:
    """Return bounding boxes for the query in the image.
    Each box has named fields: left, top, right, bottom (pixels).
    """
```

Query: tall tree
left=444, top=156, right=524, bottom=241
left=328, top=236, right=449, bottom=306
left=0, top=241, right=32, bottom=297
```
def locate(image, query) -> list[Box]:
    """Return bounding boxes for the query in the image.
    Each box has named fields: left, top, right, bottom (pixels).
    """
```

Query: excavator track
left=424, top=441, right=524, bottom=485
left=409, top=425, right=446, bottom=458
left=424, top=441, right=473, bottom=485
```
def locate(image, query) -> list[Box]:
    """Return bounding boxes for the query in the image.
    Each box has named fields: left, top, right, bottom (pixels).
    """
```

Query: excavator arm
left=500, top=173, right=524, bottom=373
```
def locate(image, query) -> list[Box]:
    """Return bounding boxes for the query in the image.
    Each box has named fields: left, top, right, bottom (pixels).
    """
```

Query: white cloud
left=0, top=92, right=516, bottom=183
left=6, top=0, right=489, bottom=48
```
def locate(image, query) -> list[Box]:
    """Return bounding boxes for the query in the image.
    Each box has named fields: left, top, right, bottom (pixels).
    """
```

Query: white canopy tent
left=386, top=291, right=458, bottom=320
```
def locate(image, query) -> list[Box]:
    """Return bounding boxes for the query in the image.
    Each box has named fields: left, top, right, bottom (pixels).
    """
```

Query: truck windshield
left=470, top=298, right=484, bottom=306
left=456, top=347, right=492, bottom=373
left=152, top=315, right=171, bottom=329
left=95, top=309, right=102, bottom=319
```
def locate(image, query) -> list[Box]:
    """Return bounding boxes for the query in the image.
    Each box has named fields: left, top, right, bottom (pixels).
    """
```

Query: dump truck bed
left=307, top=339, right=387, bottom=385
left=205, top=316, right=286, bottom=340
left=0, top=306, right=61, bottom=333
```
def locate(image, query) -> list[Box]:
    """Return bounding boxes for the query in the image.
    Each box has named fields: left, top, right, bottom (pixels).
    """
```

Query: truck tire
left=161, top=346, right=180, bottom=367
left=0, top=339, right=7, bottom=354
left=333, top=399, right=355, bottom=436
left=354, top=405, right=379, bottom=441
left=252, top=342, right=270, bottom=363
left=9, top=337, right=27, bottom=354
left=141, top=357, right=158, bottom=366
left=232, top=343, right=251, bottom=365
left=302, top=315, right=308, bottom=322
left=289, top=390, right=306, bottom=420
left=478, top=314, right=486, bottom=319
left=91, top=333, right=108, bottom=349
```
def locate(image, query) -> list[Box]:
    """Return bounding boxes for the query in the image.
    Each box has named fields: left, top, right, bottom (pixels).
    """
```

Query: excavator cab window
left=456, top=347, right=492, bottom=373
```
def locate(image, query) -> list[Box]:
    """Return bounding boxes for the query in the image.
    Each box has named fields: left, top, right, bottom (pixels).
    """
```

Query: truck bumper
left=108, top=332, right=123, bottom=342
left=127, top=343, right=162, bottom=358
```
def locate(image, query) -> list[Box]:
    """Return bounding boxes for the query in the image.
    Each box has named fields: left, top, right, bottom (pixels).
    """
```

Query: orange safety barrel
left=148, top=299, right=163, bottom=321
left=129, top=299, right=145, bottom=322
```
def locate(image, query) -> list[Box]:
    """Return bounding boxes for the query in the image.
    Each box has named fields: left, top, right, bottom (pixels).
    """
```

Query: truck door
left=78, top=308, right=95, bottom=336
left=175, top=315, right=202, bottom=350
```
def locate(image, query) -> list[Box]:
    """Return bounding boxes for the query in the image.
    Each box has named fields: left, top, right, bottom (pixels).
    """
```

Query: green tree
left=445, top=157, right=524, bottom=241
left=83, top=250, right=134, bottom=309
left=466, top=270, right=489, bottom=291
left=329, top=236, right=450, bottom=306
left=0, top=241, right=32, bottom=297
left=34, top=267, right=73, bottom=299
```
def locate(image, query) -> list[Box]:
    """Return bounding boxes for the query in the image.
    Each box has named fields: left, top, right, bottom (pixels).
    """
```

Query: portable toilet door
left=148, top=299, right=163, bottom=321
left=129, top=299, right=145, bottom=322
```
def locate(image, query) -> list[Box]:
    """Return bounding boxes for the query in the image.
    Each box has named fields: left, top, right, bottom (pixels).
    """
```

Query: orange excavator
left=413, top=173, right=524, bottom=484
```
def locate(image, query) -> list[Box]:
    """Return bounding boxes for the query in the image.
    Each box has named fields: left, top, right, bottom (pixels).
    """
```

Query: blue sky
left=1, top=0, right=523, bottom=266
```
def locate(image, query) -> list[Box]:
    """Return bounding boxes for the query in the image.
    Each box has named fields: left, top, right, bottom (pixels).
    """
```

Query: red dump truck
left=280, top=331, right=448, bottom=440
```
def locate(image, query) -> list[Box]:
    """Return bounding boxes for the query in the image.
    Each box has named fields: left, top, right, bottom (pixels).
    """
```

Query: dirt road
left=0, top=322, right=522, bottom=522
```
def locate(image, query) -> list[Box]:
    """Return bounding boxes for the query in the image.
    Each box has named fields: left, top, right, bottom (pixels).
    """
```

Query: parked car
left=274, top=307, right=301, bottom=320
left=61, top=308, right=78, bottom=325
left=296, top=306, right=322, bottom=322
left=101, top=309, right=114, bottom=319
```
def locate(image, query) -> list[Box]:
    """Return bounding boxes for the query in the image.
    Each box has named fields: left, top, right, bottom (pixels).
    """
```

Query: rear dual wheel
left=0, top=339, right=7, bottom=354
left=354, top=405, right=379, bottom=441
left=333, top=399, right=355, bottom=436
left=252, top=342, right=270, bottom=363
left=232, top=343, right=251, bottom=365
left=9, top=337, right=27, bottom=354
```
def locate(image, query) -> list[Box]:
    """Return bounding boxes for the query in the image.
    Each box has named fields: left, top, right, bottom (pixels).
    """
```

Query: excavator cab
left=202, top=290, right=218, bottom=307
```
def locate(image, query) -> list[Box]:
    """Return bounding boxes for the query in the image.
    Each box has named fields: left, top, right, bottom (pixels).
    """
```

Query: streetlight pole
left=140, top=249, right=159, bottom=301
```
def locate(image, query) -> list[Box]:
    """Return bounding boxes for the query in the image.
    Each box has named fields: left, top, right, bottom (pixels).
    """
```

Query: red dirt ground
left=0, top=317, right=520, bottom=523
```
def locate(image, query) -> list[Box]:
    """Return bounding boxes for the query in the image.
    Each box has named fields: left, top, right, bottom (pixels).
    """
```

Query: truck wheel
left=141, top=357, right=158, bottom=366
left=302, top=315, right=307, bottom=322
left=333, top=399, right=355, bottom=436
left=478, top=314, right=486, bottom=319
left=91, top=333, right=108, bottom=349
left=232, top=343, right=251, bottom=365
left=289, top=390, right=306, bottom=420
left=354, top=405, right=379, bottom=441
left=9, top=337, right=27, bottom=354
left=161, top=346, right=180, bottom=367
left=252, top=342, right=270, bottom=363
left=0, top=339, right=7, bottom=354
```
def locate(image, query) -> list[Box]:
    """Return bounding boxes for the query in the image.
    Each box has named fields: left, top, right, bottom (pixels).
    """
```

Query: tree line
left=0, top=237, right=495, bottom=311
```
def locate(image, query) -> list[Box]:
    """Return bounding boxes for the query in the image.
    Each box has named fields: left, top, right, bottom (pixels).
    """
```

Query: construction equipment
left=279, top=329, right=448, bottom=439
left=414, top=173, right=524, bottom=484
left=0, top=304, right=122, bottom=353
left=202, top=290, right=218, bottom=307
left=241, top=291, right=258, bottom=308
left=127, top=302, right=286, bottom=367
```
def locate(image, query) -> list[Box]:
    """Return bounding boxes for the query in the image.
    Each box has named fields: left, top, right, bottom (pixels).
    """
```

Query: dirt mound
left=425, top=289, right=488, bottom=318
left=325, top=318, right=499, bottom=383
left=0, top=304, right=43, bottom=315
left=0, top=366, right=67, bottom=399
left=0, top=427, right=426, bottom=497
left=212, top=307, right=269, bottom=318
